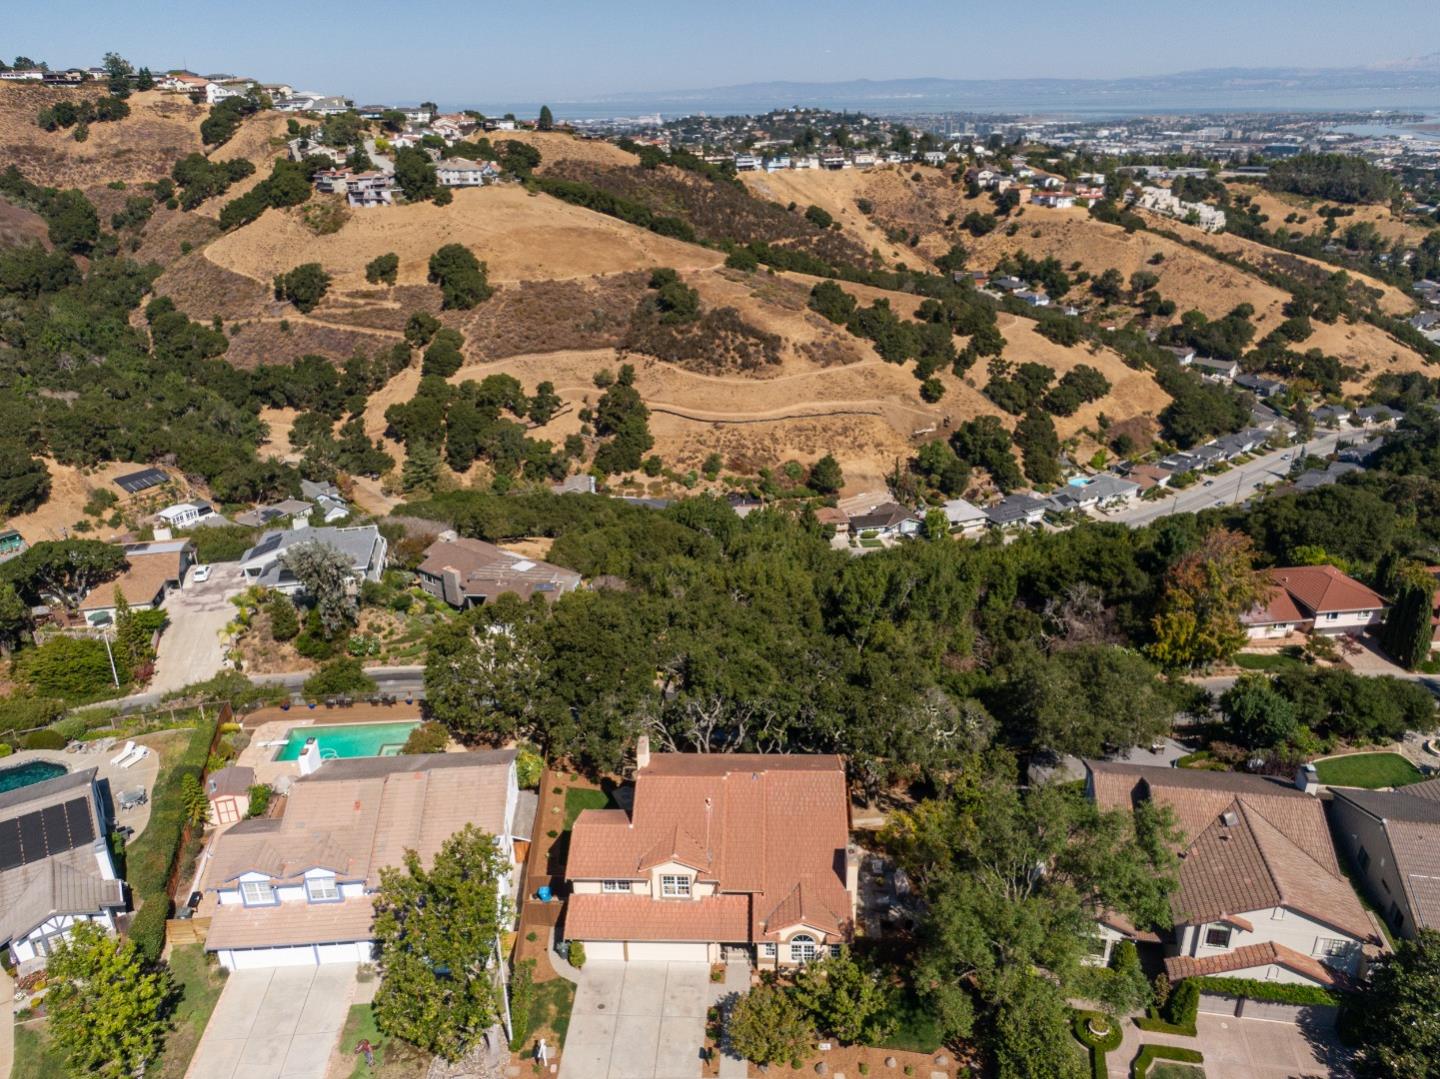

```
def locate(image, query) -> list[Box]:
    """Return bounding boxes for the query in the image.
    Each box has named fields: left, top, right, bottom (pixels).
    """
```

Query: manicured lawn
left=152, top=944, right=229, bottom=1079
left=1314, top=753, right=1423, bottom=789
left=563, top=786, right=613, bottom=829
left=1234, top=651, right=1305, bottom=672
left=339, top=1001, right=430, bottom=1079
left=11, top=1023, right=69, bottom=1079
left=1150, top=1064, right=1206, bottom=1078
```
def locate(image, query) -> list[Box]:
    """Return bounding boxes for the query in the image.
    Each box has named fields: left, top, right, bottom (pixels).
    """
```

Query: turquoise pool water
left=275, top=722, right=419, bottom=761
left=1067, top=476, right=1092, bottom=488
left=0, top=760, right=67, bottom=794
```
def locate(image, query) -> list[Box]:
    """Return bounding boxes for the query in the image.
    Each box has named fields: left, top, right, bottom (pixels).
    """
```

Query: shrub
left=567, top=939, right=586, bottom=969
left=0, top=696, right=66, bottom=735
left=273, top=263, right=331, bottom=313
left=401, top=720, right=449, bottom=754
left=804, top=205, right=834, bottom=230
left=301, top=657, right=377, bottom=701
left=247, top=784, right=272, bottom=818
left=1190, top=976, right=1337, bottom=1006
left=365, top=252, right=400, bottom=286
left=0, top=743, right=12, bottom=758
left=127, top=900, right=170, bottom=964
left=428, top=243, right=492, bottom=310
left=1130, top=1044, right=1203, bottom=1078
left=268, top=594, right=299, bottom=641
left=21, top=729, right=67, bottom=750
left=516, top=748, right=543, bottom=789
left=507, top=959, right=536, bottom=1052
left=725, top=248, right=759, bottom=271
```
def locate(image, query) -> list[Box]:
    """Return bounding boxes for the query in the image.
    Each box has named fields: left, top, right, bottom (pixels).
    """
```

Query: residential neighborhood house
left=237, top=525, right=387, bottom=595
left=79, top=539, right=195, bottom=626
left=1241, top=565, right=1387, bottom=640
left=1329, top=778, right=1440, bottom=939
left=415, top=535, right=583, bottom=609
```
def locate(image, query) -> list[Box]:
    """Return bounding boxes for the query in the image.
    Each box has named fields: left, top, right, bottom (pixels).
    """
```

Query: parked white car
left=192, top=564, right=212, bottom=583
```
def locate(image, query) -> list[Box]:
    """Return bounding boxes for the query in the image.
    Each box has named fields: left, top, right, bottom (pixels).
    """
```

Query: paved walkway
left=0, top=968, right=13, bottom=1079
left=715, top=962, right=751, bottom=1079
left=185, top=964, right=357, bottom=1079
left=560, top=962, right=712, bottom=1079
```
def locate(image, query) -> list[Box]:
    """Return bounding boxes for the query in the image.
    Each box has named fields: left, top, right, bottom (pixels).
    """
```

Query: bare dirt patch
left=488, top=129, right=638, bottom=172
left=456, top=272, right=646, bottom=358
left=0, top=199, right=48, bottom=249
left=4, top=458, right=196, bottom=544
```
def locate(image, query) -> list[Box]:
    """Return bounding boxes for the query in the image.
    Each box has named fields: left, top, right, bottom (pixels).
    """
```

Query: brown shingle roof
left=416, top=537, right=580, bottom=603
left=78, top=550, right=184, bottom=612
left=206, top=895, right=376, bottom=950
left=1264, top=565, right=1385, bottom=616
left=1087, top=761, right=1376, bottom=942
left=1332, top=785, right=1440, bottom=930
left=205, top=751, right=514, bottom=891
left=566, top=754, right=852, bottom=944
left=1164, top=941, right=1338, bottom=985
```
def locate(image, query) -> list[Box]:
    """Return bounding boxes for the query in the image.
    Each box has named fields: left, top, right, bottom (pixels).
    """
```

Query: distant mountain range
left=574, top=53, right=1440, bottom=116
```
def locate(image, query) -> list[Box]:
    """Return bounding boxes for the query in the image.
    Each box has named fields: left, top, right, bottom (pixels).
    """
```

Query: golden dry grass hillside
left=1229, top=183, right=1433, bottom=248
left=0, top=85, right=206, bottom=189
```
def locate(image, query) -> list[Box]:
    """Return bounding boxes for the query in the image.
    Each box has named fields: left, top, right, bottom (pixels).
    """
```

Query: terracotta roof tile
left=1264, top=566, right=1385, bottom=616
left=1165, top=941, right=1338, bottom=985
left=564, top=893, right=750, bottom=942
left=1241, top=583, right=1306, bottom=627
left=206, top=896, right=376, bottom=950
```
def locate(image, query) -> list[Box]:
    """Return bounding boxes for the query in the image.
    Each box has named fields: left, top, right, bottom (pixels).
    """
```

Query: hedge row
left=1131, top=1044, right=1204, bottom=1078
left=124, top=714, right=218, bottom=962
left=1190, top=976, right=1339, bottom=1007
left=1071, top=1009, right=1122, bottom=1079
left=1136, top=977, right=1199, bottom=1036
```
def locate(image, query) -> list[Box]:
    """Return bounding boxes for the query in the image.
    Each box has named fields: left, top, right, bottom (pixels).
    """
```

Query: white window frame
left=306, top=875, right=339, bottom=903
left=601, top=880, right=628, bottom=894
left=790, top=934, right=817, bottom=963
left=240, top=880, right=276, bottom=906
left=1314, top=937, right=1352, bottom=959
left=1203, top=925, right=1232, bottom=949
left=660, top=874, right=691, bottom=898
left=760, top=943, right=776, bottom=958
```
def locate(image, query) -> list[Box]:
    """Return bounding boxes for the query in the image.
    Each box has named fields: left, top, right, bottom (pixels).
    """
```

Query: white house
left=941, top=498, right=989, bottom=536
left=202, top=751, right=525, bottom=970
left=0, top=69, right=46, bottom=81
left=1088, top=762, right=1382, bottom=987
left=237, top=524, right=387, bottom=595
left=157, top=501, right=217, bottom=529
left=436, top=160, right=488, bottom=188
left=922, top=151, right=948, bottom=167
left=0, top=769, right=126, bottom=966
left=1241, top=565, right=1387, bottom=639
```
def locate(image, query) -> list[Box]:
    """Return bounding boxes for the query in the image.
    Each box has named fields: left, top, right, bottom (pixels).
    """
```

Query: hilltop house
left=299, top=479, right=351, bottom=523
left=0, top=769, right=126, bottom=966
left=1330, top=778, right=1440, bottom=939
left=237, top=525, right=386, bottom=595
left=436, top=160, right=489, bottom=188
left=984, top=494, right=1048, bottom=529
left=565, top=742, right=859, bottom=965
left=1241, top=565, right=1387, bottom=640
left=79, top=540, right=195, bottom=626
left=415, top=535, right=582, bottom=608
left=156, top=500, right=219, bottom=530
left=848, top=503, right=920, bottom=539
left=202, top=751, right=524, bottom=970
left=1086, top=762, right=1382, bottom=986
left=941, top=498, right=989, bottom=536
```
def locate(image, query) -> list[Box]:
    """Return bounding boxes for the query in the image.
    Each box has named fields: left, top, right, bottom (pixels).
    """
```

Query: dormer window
left=306, top=874, right=339, bottom=902
left=660, top=874, right=691, bottom=898
left=240, top=880, right=275, bottom=906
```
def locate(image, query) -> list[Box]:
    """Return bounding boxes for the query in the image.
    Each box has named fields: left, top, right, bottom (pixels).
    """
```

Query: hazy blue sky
left=6, top=0, right=1438, bottom=107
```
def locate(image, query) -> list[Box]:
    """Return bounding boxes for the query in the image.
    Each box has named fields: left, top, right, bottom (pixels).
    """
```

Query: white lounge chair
left=109, top=741, right=136, bottom=766
left=120, top=746, right=149, bottom=769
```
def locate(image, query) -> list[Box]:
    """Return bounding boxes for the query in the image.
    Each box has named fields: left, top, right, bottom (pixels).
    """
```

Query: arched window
left=789, top=934, right=817, bottom=963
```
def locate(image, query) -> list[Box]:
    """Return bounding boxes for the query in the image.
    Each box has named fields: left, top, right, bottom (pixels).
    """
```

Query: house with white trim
left=1241, top=565, right=1387, bottom=639
left=1087, top=762, right=1383, bottom=987
left=565, top=742, right=859, bottom=966
left=0, top=769, right=126, bottom=967
left=202, top=750, right=525, bottom=970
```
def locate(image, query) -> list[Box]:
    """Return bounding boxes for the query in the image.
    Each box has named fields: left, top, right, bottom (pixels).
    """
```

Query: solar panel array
left=0, top=797, right=95, bottom=872
left=113, top=468, right=167, bottom=494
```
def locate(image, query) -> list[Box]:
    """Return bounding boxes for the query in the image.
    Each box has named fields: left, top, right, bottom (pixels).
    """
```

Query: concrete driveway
left=151, top=562, right=244, bottom=695
left=1193, top=1010, right=1351, bottom=1079
left=560, top=962, right=712, bottom=1079
left=185, top=964, right=357, bottom=1079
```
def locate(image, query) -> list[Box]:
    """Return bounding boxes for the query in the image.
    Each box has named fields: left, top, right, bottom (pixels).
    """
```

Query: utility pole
left=100, top=628, right=120, bottom=688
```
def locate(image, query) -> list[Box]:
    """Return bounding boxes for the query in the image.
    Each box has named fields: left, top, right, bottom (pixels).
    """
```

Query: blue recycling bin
left=537, top=885, right=553, bottom=903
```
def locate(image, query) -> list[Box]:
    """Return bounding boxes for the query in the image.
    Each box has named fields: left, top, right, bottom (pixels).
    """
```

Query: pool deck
left=1, top=739, right=160, bottom=845
left=235, top=706, right=426, bottom=790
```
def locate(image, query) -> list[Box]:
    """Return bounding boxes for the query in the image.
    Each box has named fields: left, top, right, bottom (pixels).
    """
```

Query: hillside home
left=1015, top=289, right=1050, bottom=307
left=0, top=69, right=45, bottom=81
left=0, top=769, right=126, bottom=966
left=234, top=499, right=314, bottom=529
left=1191, top=357, right=1240, bottom=382
left=1330, top=779, right=1440, bottom=939
left=1292, top=462, right=1362, bottom=492
left=1234, top=373, right=1286, bottom=398
left=1312, top=404, right=1352, bottom=427
left=564, top=743, right=858, bottom=965
left=848, top=503, right=920, bottom=539
left=299, top=479, right=350, bottom=523
left=1031, top=192, right=1076, bottom=209
left=415, top=536, right=582, bottom=608
left=237, top=525, right=387, bottom=595
left=1160, top=345, right=1197, bottom=366
left=1124, top=464, right=1173, bottom=491
left=156, top=500, right=218, bottom=529
left=941, top=498, right=989, bottom=535
left=852, top=151, right=877, bottom=167
left=79, top=540, right=195, bottom=626
left=1086, top=762, right=1382, bottom=986
left=984, top=494, right=1048, bottom=528
left=436, top=160, right=488, bottom=187
left=732, top=155, right=762, bottom=171
left=814, top=506, right=850, bottom=536
left=922, top=151, right=948, bottom=166
left=202, top=751, right=523, bottom=970
left=1242, top=565, right=1386, bottom=640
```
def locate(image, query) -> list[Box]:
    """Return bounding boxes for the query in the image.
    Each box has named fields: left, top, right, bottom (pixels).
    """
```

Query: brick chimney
left=635, top=735, right=650, bottom=772
left=845, top=843, right=861, bottom=919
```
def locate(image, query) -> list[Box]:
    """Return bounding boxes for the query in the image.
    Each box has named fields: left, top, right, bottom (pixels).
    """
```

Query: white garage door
left=317, top=941, right=370, bottom=964
left=226, top=944, right=317, bottom=970
left=625, top=941, right=709, bottom=962
left=584, top=941, right=625, bottom=961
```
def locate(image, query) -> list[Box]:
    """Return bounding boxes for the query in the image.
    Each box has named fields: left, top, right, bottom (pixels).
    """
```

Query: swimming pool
left=274, top=722, right=420, bottom=762
left=1067, top=476, right=1092, bottom=488
left=0, top=760, right=68, bottom=794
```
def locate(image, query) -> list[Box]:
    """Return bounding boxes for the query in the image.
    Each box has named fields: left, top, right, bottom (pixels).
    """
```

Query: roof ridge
left=1241, top=796, right=1341, bottom=886
left=1235, top=800, right=1288, bottom=902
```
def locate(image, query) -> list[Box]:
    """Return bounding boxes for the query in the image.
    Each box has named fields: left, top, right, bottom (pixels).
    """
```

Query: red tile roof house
left=1086, top=762, right=1385, bottom=987
left=1241, top=565, right=1387, bottom=640
left=201, top=750, right=524, bottom=971
left=564, top=740, right=860, bottom=965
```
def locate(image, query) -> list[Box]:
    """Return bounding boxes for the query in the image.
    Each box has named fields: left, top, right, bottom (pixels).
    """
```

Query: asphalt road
left=1105, top=430, right=1349, bottom=527
left=103, top=665, right=426, bottom=715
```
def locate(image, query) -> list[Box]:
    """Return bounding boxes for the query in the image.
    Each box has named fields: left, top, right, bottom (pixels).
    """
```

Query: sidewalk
left=0, top=968, right=13, bottom=1079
